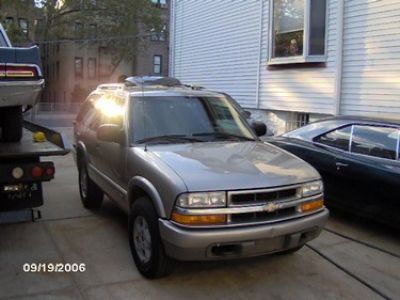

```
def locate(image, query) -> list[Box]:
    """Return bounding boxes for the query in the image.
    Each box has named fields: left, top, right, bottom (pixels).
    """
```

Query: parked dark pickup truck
left=0, top=24, right=44, bottom=142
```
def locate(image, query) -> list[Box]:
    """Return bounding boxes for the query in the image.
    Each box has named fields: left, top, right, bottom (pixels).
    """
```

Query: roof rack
left=96, top=76, right=206, bottom=92
left=97, top=83, right=126, bottom=91
left=124, top=76, right=183, bottom=87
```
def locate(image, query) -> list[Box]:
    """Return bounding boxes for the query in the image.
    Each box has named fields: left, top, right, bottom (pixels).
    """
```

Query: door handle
left=336, top=162, right=349, bottom=170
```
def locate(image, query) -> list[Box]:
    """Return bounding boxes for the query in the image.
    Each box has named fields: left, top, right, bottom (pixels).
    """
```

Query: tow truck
left=0, top=24, right=70, bottom=223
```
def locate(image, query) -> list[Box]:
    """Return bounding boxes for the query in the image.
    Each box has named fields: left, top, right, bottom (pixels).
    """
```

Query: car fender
left=128, top=176, right=167, bottom=219
left=75, top=141, right=89, bottom=164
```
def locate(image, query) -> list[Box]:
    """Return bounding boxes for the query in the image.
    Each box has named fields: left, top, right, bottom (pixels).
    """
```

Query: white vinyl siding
left=170, top=0, right=400, bottom=121
left=170, top=0, right=261, bottom=108
left=341, top=0, right=400, bottom=118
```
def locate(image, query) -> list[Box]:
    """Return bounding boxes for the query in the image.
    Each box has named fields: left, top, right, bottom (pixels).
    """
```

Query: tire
left=1, top=106, right=23, bottom=142
left=78, top=160, right=104, bottom=209
left=278, top=245, right=304, bottom=255
left=129, top=197, right=174, bottom=279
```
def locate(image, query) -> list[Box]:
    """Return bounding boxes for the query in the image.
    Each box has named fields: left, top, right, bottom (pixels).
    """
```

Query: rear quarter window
left=351, top=126, right=398, bottom=160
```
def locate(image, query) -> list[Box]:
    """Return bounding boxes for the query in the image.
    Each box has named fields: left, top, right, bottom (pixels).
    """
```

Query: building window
left=5, top=17, right=14, bottom=27
left=88, top=58, right=97, bottom=79
left=150, top=24, right=167, bottom=42
left=18, top=18, right=29, bottom=35
left=286, top=112, right=310, bottom=132
left=269, top=0, right=327, bottom=64
left=75, top=22, right=83, bottom=40
left=153, top=55, right=162, bottom=74
left=75, top=57, right=83, bottom=77
left=151, top=0, right=167, bottom=8
left=89, top=24, right=97, bottom=39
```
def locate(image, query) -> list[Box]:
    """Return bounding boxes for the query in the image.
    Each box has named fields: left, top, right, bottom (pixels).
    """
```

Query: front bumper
left=159, top=208, right=329, bottom=261
left=0, top=79, right=44, bottom=108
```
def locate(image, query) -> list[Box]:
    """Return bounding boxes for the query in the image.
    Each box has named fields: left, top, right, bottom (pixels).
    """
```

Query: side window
left=351, top=126, right=398, bottom=160
left=0, top=31, right=8, bottom=47
left=315, top=126, right=352, bottom=151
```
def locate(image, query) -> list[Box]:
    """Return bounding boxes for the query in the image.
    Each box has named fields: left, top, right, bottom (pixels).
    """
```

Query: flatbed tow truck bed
left=0, top=121, right=70, bottom=223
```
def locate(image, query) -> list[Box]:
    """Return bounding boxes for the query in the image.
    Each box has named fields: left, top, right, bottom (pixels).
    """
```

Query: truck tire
left=1, top=106, right=23, bottom=142
left=78, top=161, right=104, bottom=209
left=129, top=197, right=174, bottom=278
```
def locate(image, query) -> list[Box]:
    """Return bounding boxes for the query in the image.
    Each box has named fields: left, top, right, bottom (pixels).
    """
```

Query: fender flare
left=128, top=176, right=167, bottom=218
left=75, top=141, right=89, bottom=164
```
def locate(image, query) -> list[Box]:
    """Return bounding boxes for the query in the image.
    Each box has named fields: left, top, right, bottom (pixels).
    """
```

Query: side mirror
left=251, top=121, right=267, bottom=137
left=96, top=124, right=123, bottom=143
left=244, top=110, right=252, bottom=118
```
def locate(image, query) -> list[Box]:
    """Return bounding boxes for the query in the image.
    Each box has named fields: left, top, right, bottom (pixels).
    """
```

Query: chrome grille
left=230, top=188, right=298, bottom=206
left=227, top=186, right=301, bottom=224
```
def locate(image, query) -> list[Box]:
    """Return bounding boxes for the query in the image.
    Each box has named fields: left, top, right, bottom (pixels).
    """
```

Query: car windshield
left=131, top=96, right=256, bottom=143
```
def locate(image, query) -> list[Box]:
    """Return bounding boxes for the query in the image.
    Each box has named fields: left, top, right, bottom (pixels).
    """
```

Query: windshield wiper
left=137, top=134, right=204, bottom=144
left=193, top=132, right=256, bottom=141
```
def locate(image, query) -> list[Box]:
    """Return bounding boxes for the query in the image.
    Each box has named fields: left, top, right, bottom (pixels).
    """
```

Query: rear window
left=351, top=126, right=398, bottom=160
left=315, top=126, right=352, bottom=151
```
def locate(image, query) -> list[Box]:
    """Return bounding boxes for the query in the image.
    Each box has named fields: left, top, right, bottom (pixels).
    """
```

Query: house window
left=269, top=0, right=327, bottom=64
left=75, top=57, right=83, bottom=77
left=286, top=112, right=310, bottom=131
left=18, top=18, right=29, bottom=35
left=153, top=55, right=162, bottom=74
left=88, top=58, right=97, bottom=79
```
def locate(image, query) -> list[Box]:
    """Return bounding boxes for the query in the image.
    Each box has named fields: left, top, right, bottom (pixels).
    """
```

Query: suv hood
left=148, top=141, right=320, bottom=191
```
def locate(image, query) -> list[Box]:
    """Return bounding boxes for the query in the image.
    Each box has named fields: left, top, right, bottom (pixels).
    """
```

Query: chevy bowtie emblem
left=264, top=202, right=280, bottom=213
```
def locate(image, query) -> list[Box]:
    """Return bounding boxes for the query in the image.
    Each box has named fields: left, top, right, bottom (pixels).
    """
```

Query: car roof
left=283, top=115, right=400, bottom=142
left=321, top=115, right=400, bottom=126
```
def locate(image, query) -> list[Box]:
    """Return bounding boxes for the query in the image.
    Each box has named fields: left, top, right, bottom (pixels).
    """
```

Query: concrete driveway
left=1, top=128, right=399, bottom=300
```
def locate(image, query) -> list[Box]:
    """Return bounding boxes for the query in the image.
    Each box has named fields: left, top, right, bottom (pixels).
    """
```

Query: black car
left=267, top=116, right=400, bottom=228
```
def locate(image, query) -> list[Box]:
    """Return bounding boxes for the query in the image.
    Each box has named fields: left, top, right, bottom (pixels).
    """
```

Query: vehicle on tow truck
left=0, top=24, right=69, bottom=223
left=0, top=24, right=44, bottom=142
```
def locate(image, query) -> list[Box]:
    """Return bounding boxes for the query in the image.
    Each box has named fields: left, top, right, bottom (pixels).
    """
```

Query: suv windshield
left=131, top=96, right=256, bottom=143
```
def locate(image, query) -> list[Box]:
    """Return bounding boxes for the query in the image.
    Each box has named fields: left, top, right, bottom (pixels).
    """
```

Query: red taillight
left=6, top=65, right=39, bottom=78
left=46, top=167, right=55, bottom=176
left=31, top=166, right=43, bottom=178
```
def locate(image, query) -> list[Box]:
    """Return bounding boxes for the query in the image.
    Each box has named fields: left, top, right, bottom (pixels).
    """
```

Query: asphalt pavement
left=0, top=127, right=399, bottom=300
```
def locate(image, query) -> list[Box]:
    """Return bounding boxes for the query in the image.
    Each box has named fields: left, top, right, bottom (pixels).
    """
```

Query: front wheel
left=129, top=197, right=174, bottom=279
left=0, top=106, right=23, bottom=142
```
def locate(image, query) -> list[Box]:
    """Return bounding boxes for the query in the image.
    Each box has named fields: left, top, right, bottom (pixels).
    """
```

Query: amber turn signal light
left=301, top=199, right=324, bottom=213
left=172, top=212, right=226, bottom=225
